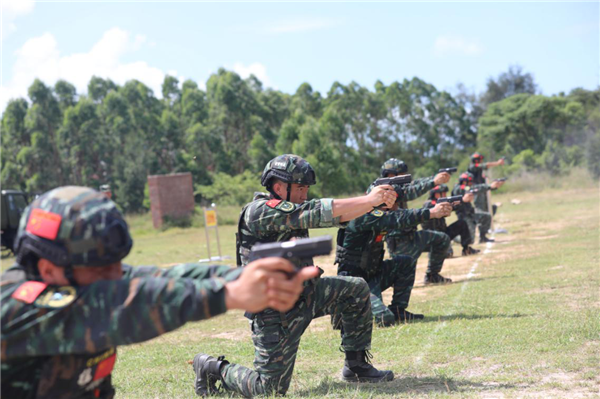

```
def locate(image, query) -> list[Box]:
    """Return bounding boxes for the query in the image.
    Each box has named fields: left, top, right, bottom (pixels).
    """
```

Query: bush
left=195, top=171, right=263, bottom=206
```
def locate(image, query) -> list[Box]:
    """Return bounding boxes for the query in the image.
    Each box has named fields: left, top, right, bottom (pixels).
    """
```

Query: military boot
left=341, top=350, right=394, bottom=383
left=388, top=306, right=424, bottom=322
left=462, top=246, right=480, bottom=256
left=192, top=353, right=229, bottom=396
left=424, top=273, right=453, bottom=285
left=479, top=234, right=495, bottom=243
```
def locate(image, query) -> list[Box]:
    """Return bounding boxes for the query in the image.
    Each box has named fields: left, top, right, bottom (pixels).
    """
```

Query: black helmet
left=471, top=152, right=484, bottom=163
left=261, top=154, right=316, bottom=191
left=15, top=186, right=132, bottom=281
left=458, top=172, right=474, bottom=185
left=380, top=158, right=408, bottom=177
left=429, top=184, right=449, bottom=200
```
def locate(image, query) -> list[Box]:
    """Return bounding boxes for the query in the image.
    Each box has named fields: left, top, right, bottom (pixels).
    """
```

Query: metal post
left=204, top=207, right=211, bottom=260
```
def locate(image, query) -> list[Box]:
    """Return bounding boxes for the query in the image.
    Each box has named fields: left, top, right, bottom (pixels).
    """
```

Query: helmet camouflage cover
left=261, top=154, right=317, bottom=188
left=15, top=186, right=132, bottom=268
left=471, top=152, right=484, bottom=162
left=380, top=158, right=408, bottom=177
left=429, top=184, right=449, bottom=199
left=458, top=172, right=474, bottom=185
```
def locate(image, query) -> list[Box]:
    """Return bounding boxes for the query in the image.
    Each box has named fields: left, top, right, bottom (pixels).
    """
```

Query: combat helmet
left=458, top=172, right=474, bottom=185
left=261, top=154, right=316, bottom=200
left=429, top=184, right=449, bottom=200
left=15, top=186, right=132, bottom=282
left=471, top=152, right=484, bottom=164
left=380, top=158, right=408, bottom=177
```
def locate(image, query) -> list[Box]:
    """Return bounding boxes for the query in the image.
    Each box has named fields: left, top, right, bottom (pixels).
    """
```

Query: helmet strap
left=63, top=264, right=78, bottom=286
left=286, top=183, right=292, bottom=202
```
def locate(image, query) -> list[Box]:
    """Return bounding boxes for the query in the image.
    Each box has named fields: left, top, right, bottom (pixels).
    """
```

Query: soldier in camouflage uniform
left=378, top=159, right=455, bottom=285
left=335, top=190, right=452, bottom=326
left=421, top=184, right=480, bottom=256
left=452, top=172, right=505, bottom=243
left=1, top=186, right=315, bottom=399
left=468, top=153, right=505, bottom=215
left=193, top=155, right=397, bottom=397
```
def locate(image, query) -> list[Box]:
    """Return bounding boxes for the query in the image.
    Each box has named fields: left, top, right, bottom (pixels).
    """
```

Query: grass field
left=2, top=185, right=598, bottom=398
left=105, top=186, right=599, bottom=398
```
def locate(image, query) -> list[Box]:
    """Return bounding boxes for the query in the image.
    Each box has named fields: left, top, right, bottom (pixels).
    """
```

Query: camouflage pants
left=366, top=256, right=415, bottom=326
left=221, top=276, right=372, bottom=397
left=458, top=210, right=491, bottom=240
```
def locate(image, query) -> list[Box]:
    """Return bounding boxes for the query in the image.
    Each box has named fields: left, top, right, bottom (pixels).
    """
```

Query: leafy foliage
left=2, top=67, right=598, bottom=213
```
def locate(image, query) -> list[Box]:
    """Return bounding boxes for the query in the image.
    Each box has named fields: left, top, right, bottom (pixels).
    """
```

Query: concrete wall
left=147, top=172, right=194, bottom=229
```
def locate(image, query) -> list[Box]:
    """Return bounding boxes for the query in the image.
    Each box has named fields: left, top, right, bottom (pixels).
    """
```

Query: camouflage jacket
left=420, top=200, right=446, bottom=232
left=336, top=207, right=430, bottom=279
left=1, top=263, right=241, bottom=399
left=468, top=162, right=488, bottom=185
left=452, top=183, right=491, bottom=216
left=236, top=192, right=345, bottom=267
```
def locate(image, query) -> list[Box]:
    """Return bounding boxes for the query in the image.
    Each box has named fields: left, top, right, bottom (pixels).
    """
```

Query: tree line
left=2, top=66, right=598, bottom=213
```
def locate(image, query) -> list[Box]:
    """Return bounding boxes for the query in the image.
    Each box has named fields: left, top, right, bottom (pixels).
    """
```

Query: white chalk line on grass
left=413, top=238, right=495, bottom=365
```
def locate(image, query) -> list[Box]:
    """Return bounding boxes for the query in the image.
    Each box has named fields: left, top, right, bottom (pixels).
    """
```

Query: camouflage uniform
left=452, top=182, right=493, bottom=241
left=220, top=192, right=374, bottom=397
left=1, top=186, right=241, bottom=398
left=335, top=207, right=430, bottom=326
left=384, top=177, right=450, bottom=280
left=468, top=155, right=491, bottom=213
left=422, top=200, right=472, bottom=248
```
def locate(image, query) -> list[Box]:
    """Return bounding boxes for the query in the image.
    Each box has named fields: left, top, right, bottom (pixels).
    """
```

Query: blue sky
left=1, top=1, right=598, bottom=112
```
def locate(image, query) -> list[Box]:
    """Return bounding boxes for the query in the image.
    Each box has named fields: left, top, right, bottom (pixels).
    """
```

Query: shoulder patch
left=370, top=209, right=384, bottom=217
left=11, top=281, right=48, bottom=304
left=35, top=285, right=77, bottom=308
left=275, top=201, right=295, bottom=213
left=266, top=199, right=282, bottom=208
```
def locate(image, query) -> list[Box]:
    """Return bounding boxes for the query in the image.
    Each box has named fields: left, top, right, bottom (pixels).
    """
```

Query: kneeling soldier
left=336, top=193, right=452, bottom=326
left=1, top=186, right=315, bottom=398
left=421, top=185, right=480, bottom=256
left=193, top=155, right=397, bottom=397
left=452, top=172, right=504, bottom=243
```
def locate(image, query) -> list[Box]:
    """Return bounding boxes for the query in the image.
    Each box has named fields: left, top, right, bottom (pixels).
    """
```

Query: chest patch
left=375, top=232, right=387, bottom=242
left=275, top=201, right=295, bottom=213
left=35, top=285, right=77, bottom=308
left=11, top=281, right=48, bottom=304
left=370, top=209, right=384, bottom=217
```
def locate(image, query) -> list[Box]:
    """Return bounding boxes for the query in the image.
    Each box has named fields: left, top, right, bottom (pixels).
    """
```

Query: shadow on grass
left=293, top=375, right=517, bottom=397
left=417, top=313, right=528, bottom=323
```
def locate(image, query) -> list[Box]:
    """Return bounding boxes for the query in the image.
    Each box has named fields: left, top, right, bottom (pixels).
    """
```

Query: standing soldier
left=452, top=172, right=504, bottom=243
left=468, top=153, right=505, bottom=214
left=421, top=185, right=480, bottom=256
left=1, top=186, right=316, bottom=398
left=379, top=159, right=455, bottom=285
left=335, top=194, right=452, bottom=326
left=192, top=155, right=397, bottom=397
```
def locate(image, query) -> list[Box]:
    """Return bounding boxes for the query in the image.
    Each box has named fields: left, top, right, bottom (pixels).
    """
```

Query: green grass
left=107, top=186, right=600, bottom=398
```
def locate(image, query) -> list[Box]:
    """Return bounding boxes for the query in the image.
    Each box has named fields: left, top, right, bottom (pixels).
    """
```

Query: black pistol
left=437, top=195, right=463, bottom=205
left=373, top=174, right=412, bottom=188
left=248, top=235, right=333, bottom=273
left=438, top=167, right=458, bottom=174
left=494, top=177, right=508, bottom=182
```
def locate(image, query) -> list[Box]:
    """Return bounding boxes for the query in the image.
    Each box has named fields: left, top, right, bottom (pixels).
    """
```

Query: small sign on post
left=199, top=204, right=231, bottom=263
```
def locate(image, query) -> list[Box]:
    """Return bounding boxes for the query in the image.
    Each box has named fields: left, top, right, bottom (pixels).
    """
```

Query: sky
left=1, top=1, right=598, bottom=113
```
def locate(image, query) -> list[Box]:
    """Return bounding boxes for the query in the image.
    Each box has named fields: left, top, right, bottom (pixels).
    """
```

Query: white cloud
left=1, top=27, right=182, bottom=113
left=433, top=35, right=483, bottom=57
left=231, top=62, right=274, bottom=88
left=1, top=0, right=35, bottom=40
left=264, top=17, right=339, bottom=34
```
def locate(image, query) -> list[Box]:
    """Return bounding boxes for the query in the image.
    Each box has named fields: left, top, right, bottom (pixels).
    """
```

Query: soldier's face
left=273, top=182, right=309, bottom=203
left=38, top=259, right=123, bottom=286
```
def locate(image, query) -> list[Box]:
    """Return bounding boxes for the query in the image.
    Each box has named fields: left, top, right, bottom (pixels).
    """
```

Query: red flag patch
left=26, top=208, right=62, bottom=240
left=266, top=199, right=282, bottom=208
left=12, top=281, right=48, bottom=304
left=94, top=353, right=117, bottom=381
